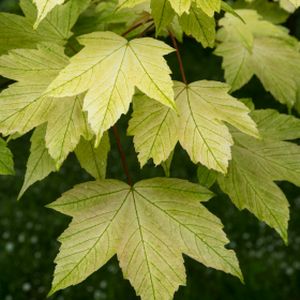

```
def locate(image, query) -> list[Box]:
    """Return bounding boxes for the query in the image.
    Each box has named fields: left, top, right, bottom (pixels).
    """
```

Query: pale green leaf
left=233, top=0, right=289, bottom=24
left=33, top=0, right=65, bottom=27
left=0, top=0, right=89, bottom=55
left=0, top=44, right=68, bottom=136
left=0, top=82, right=55, bottom=136
left=175, top=80, right=259, bottom=173
left=168, top=0, right=192, bottom=15
left=151, top=0, right=175, bottom=34
left=179, top=4, right=216, bottom=47
left=0, top=12, right=54, bottom=55
left=128, top=80, right=258, bottom=171
left=46, top=32, right=175, bottom=144
left=218, top=147, right=290, bottom=243
left=75, top=133, right=110, bottom=179
left=215, top=10, right=300, bottom=106
left=218, top=109, right=300, bottom=242
left=217, top=9, right=295, bottom=43
left=252, top=109, right=300, bottom=140
left=221, top=2, right=245, bottom=23
left=48, top=178, right=242, bottom=299
left=233, top=11, right=297, bottom=45
left=194, top=0, right=221, bottom=16
left=217, top=37, right=300, bottom=106
left=217, top=10, right=253, bottom=50
left=0, top=137, right=14, bottom=175
left=0, top=43, right=94, bottom=167
left=26, top=0, right=91, bottom=38
left=0, top=43, right=68, bottom=83
left=45, top=95, right=91, bottom=168
left=214, top=42, right=254, bottom=91
left=128, top=94, right=178, bottom=167
left=1, top=90, right=91, bottom=171
left=18, top=125, right=56, bottom=199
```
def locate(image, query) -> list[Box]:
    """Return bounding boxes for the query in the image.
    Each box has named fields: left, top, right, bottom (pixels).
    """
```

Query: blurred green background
left=1, top=1, right=300, bottom=299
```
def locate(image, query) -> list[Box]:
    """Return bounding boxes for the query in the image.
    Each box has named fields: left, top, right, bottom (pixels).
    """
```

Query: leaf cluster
left=0, top=1, right=300, bottom=299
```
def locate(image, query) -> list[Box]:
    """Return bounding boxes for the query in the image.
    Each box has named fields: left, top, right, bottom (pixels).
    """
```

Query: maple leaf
left=215, top=9, right=300, bottom=107
left=0, top=0, right=89, bottom=55
left=179, top=3, right=216, bottom=47
left=218, top=109, right=300, bottom=243
left=0, top=44, right=67, bottom=137
left=151, top=0, right=175, bottom=35
left=129, top=80, right=259, bottom=172
left=0, top=82, right=56, bottom=137
left=48, top=178, right=242, bottom=299
left=0, top=43, right=68, bottom=84
left=0, top=44, right=91, bottom=167
left=232, top=0, right=289, bottom=24
left=46, top=31, right=175, bottom=145
left=128, top=94, right=179, bottom=167
left=176, top=81, right=259, bottom=172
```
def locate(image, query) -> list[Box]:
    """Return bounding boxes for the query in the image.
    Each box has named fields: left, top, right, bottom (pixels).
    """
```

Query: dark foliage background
left=1, top=1, right=300, bottom=299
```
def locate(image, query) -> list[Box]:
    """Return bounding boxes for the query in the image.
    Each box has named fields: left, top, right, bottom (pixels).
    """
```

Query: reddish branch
left=112, top=126, right=133, bottom=186
left=169, top=31, right=188, bottom=85
left=122, top=18, right=153, bottom=37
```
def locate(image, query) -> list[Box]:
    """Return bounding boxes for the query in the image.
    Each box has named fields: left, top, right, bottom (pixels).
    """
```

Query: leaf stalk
left=169, top=31, right=188, bottom=85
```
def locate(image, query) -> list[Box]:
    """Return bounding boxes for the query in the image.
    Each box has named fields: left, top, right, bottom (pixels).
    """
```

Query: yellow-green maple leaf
left=48, top=178, right=242, bottom=299
left=218, top=109, right=300, bottom=243
left=179, top=3, right=216, bottom=47
left=0, top=0, right=89, bottom=55
left=0, top=44, right=91, bottom=167
left=129, top=80, right=258, bottom=172
left=128, top=94, right=179, bottom=167
left=46, top=31, right=175, bottom=145
left=215, top=10, right=300, bottom=107
left=176, top=81, right=259, bottom=173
